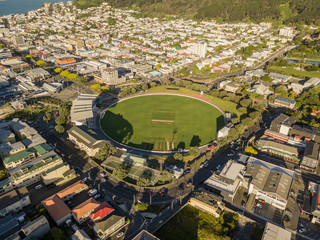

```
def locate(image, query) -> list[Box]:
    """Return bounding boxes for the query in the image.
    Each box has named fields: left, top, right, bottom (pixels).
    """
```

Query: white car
left=298, top=228, right=306, bottom=233
left=82, top=177, right=87, bottom=182
left=227, top=153, right=234, bottom=157
left=94, top=194, right=101, bottom=199
left=35, top=184, right=43, bottom=190
left=88, top=177, right=92, bottom=181
left=216, top=165, right=221, bottom=170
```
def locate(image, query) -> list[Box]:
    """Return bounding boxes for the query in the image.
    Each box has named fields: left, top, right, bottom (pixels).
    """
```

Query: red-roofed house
left=89, top=202, right=114, bottom=222
left=42, top=195, right=71, bottom=226
left=72, top=198, right=101, bottom=224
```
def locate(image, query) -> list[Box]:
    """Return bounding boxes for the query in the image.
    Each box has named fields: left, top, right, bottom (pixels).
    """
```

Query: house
left=224, top=82, right=240, bottom=93
left=268, top=72, right=291, bottom=83
left=72, top=229, right=92, bottom=240
left=120, top=153, right=146, bottom=166
left=304, top=77, right=320, bottom=89
left=67, top=126, right=107, bottom=156
left=133, top=230, right=160, bottom=240
left=21, top=215, right=50, bottom=239
left=261, top=222, right=292, bottom=240
left=0, top=187, right=31, bottom=217
left=273, top=97, right=296, bottom=109
left=56, top=57, right=77, bottom=67
left=249, top=83, right=272, bottom=97
left=2, top=148, right=36, bottom=169
left=0, top=129, right=16, bottom=144
left=89, top=202, right=114, bottom=222
left=93, top=215, right=126, bottom=240
left=72, top=198, right=101, bottom=224
left=42, top=194, right=72, bottom=226
left=0, top=141, right=26, bottom=159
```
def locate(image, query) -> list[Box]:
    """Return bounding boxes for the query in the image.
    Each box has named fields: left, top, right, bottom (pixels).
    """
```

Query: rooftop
left=42, top=194, right=71, bottom=223
left=72, top=197, right=100, bottom=219
left=3, top=148, right=34, bottom=165
left=262, top=222, right=291, bottom=240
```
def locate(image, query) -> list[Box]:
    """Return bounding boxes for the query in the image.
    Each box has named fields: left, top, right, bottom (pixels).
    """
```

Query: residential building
left=273, top=97, right=296, bottom=109
left=0, top=187, right=31, bottom=217
left=193, top=42, right=207, bottom=58
left=245, top=157, right=294, bottom=210
left=72, top=229, right=92, bottom=240
left=42, top=194, right=72, bottom=226
left=0, top=141, right=26, bottom=159
left=93, top=215, right=126, bottom=240
left=279, top=27, right=294, bottom=37
left=261, top=222, right=292, bottom=240
left=224, top=82, right=240, bottom=93
left=42, top=181, right=88, bottom=225
left=70, top=94, right=97, bottom=126
left=25, top=68, right=50, bottom=81
left=41, top=162, right=71, bottom=185
left=67, top=126, right=107, bottom=156
left=0, top=129, right=16, bottom=144
left=204, top=160, right=245, bottom=202
left=133, top=230, right=160, bottom=240
left=89, top=202, right=114, bottom=222
left=21, top=215, right=50, bottom=239
left=301, top=142, right=320, bottom=172
left=72, top=198, right=101, bottom=224
left=100, top=68, right=126, bottom=85
left=2, top=148, right=36, bottom=169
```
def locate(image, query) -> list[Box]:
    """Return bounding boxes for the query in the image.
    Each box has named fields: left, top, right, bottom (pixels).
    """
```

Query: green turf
left=101, top=95, right=224, bottom=150
left=269, top=66, right=320, bottom=79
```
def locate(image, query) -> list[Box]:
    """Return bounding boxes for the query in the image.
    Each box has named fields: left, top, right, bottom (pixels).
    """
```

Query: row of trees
left=119, top=81, right=159, bottom=98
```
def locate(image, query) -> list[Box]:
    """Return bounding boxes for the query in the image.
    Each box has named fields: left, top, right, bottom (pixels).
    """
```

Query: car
left=88, top=177, right=92, bottom=181
left=285, top=209, right=293, bottom=217
left=35, top=184, right=43, bottom=190
left=71, top=224, right=79, bottom=232
left=117, top=232, right=124, bottom=238
left=256, top=203, right=262, bottom=208
left=101, top=189, right=106, bottom=193
left=94, top=194, right=101, bottom=199
left=227, top=153, right=234, bottom=157
left=187, top=179, right=193, bottom=187
left=199, top=163, right=204, bottom=168
left=82, top=177, right=87, bottom=182
left=298, top=228, right=306, bottom=233
left=116, top=183, right=124, bottom=188
left=204, top=162, right=209, bottom=168
left=67, top=201, right=72, bottom=205
left=100, top=172, right=105, bottom=177
left=216, top=165, right=221, bottom=170
left=159, top=188, right=166, bottom=197
left=88, top=189, right=98, bottom=197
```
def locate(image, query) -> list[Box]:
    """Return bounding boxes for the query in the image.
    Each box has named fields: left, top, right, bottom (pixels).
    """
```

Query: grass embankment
left=268, top=66, right=320, bottom=79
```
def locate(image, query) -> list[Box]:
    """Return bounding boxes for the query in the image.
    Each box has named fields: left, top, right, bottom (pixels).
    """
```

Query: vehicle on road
left=227, top=153, right=234, bottom=157
left=216, top=165, right=221, bottom=170
left=82, top=177, right=87, bottom=182
left=199, top=163, right=204, bottom=168
left=94, top=194, right=101, bottom=199
left=117, top=232, right=124, bottom=238
left=88, top=177, right=92, bottom=181
left=187, top=179, right=193, bottom=187
left=35, top=184, right=43, bottom=190
left=99, top=172, right=105, bottom=177
left=88, top=189, right=98, bottom=197
left=298, top=228, right=306, bottom=233
left=159, top=188, right=167, bottom=197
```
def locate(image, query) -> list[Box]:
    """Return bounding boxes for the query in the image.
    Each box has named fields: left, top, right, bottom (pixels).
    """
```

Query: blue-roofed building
left=274, top=97, right=296, bottom=109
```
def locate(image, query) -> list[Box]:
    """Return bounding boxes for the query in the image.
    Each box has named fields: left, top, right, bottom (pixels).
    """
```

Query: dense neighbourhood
left=0, top=1, right=320, bottom=240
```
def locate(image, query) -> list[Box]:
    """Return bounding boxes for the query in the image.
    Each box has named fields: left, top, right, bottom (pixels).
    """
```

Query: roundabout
left=100, top=94, right=225, bottom=152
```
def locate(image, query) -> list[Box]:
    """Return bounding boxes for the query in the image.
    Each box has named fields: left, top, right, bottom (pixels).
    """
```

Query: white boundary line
left=99, top=93, right=226, bottom=154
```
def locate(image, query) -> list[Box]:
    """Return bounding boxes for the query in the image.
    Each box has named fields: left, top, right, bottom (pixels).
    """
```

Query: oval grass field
left=100, top=95, right=225, bottom=151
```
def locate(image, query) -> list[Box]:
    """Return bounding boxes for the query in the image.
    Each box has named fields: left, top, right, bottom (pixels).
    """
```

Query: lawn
left=146, top=86, right=240, bottom=116
left=155, top=205, right=234, bottom=240
left=269, top=66, right=320, bottom=79
left=101, top=94, right=224, bottom=150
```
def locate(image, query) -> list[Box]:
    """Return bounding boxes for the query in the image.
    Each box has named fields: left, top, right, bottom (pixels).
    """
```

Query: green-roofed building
left=2, top=149, right=35, bottom=169
left=33, top=143, right=53, bottom=156
left=120, top=153, right=146, bottom=166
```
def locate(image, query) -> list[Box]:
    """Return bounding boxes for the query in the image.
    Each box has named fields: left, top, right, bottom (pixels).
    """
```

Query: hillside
left=73, top=0, right=320, bottom=25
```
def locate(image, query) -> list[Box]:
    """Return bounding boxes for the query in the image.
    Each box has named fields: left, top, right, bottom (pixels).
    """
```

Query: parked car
left=35, top=184, right=43, bottom=190
left=88, top=177, right=92, bottom=181
left=117, top=232, right=124, bottom=238
left=216, top=165, right=221, bottom=170
left=187, top=179, right=193, bottom=187
left=88, top=189, right=98, bottom=197
left=199, top=163, right=204, bottom=168
left=100, top=172, right=106, bottom=177
left=82, top=177, right=87, bottom=182
left=159, top=188, right=167, bottom=197
left=227, top=153, right=234, bottom=157
left=298, top=228, right=306, bottom=233
left=94, top=194, right=101, bottom=199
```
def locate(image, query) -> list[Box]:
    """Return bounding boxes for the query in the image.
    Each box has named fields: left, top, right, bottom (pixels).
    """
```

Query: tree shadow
left=177, top=141, right=185, bottom=150
left=190, top=135, right=201, bottom=147
left=216, top=115, right=225, bottom=131
left=101, top=111, right=133, bottom=143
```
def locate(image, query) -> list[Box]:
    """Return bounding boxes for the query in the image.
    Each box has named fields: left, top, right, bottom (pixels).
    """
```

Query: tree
left=112, top=167, right=127, bottom=180
left=55, top=116, right=66, bottom=125
left=54, top=68, right=62, bottom=74
left=137, top=177, right=150, bottom=187
left=60, top=70, right=70, bottom=78
left=55, top=124, right=65, bottom=134
left=95, top=142, right=117, bottom=161
left=36, top=60, right=47, bottom=68
left=157, top=170, right=173, bottom=183
left=43, top=112, right=52, bottom=123
left=0, top=169, right=9, bottom=181
left=174, top=153, right=183, bottom=161
left=43, top=227, right=65, bottom=240
left=240, top=99, right=251, bottom=108
left=58, top=106, right=69, bottom=118
left=189, top=147, right=200, bottom=156
left=245, top=146, right=258, bottom=155
left=141, top=84, right=149, bottom=91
